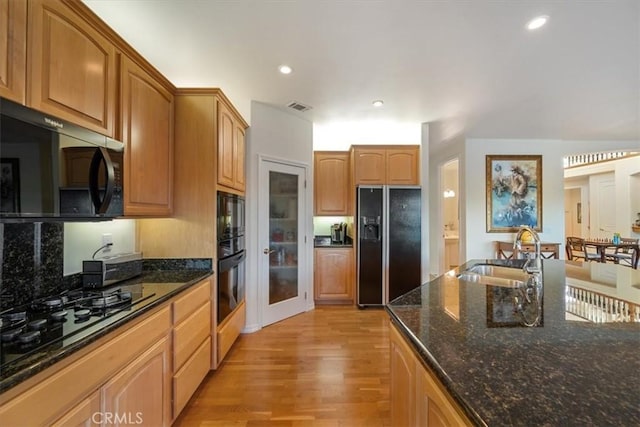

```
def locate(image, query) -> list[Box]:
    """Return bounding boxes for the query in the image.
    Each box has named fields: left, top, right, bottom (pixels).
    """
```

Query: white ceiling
left=83, top=0, right=640, bottom=142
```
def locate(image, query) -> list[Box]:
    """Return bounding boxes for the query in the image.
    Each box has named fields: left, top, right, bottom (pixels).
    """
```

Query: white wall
left=63, top=219, right=136, bottom=275
left=245, top=101, right=313, bottom=332
left=464, top=139, right=640, bottom=262
left=427, top=124, right=465, bottom=276
left=313, top=121, right=421, bottom=150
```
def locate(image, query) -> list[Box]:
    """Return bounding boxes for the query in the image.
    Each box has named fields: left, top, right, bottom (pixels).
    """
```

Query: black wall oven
left=217, top=192, right=245, bottom=324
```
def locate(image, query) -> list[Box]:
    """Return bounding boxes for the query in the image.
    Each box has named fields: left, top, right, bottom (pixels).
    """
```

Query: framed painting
left=0, top=158, right=20, bottom=213
left=486, top=155, right=542, bottom=232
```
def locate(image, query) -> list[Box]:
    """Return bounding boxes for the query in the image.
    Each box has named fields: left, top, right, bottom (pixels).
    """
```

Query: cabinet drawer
left=173, top=336, right=211, bottom=419
left=173, top=279, right=211, bottom=324
left=173, top=300, right=211, bottom=370
left=217, top=300, right=245, bottom=362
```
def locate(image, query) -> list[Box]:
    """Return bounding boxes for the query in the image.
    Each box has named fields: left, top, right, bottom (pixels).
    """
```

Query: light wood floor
left=174, top=306, right=391, bottom=427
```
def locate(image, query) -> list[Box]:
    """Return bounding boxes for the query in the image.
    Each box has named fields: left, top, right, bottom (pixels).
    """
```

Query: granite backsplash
left=0, top=222, right=65, bottom=309
left=0, top=222, right=213, bottom=310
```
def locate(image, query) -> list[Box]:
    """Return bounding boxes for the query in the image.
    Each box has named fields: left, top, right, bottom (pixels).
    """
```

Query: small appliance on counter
left=331, top=222, right=347, bottom=244
left=82, top=252, right=143, bottom=288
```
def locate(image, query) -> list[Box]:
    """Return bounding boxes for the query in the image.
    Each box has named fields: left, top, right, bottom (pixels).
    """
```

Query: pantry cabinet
left=217, top=98, right=247, bottom=193
left=27, top=0, right=117, bottom=136
left=352, top=145, right=420, bottom=185
left=314, top=248, right=354, bottom=304
left=314, top=151, right=351, bottom=215
left=390, top=322, right=471, bottom=427
left=120, top=54, right=174, bottom=216
left=0, top=0, right=26, bottom=103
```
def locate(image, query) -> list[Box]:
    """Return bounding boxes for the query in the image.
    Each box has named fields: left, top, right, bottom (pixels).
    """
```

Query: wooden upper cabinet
left=217, top=101, right=235, bottom=189
left=234, top=123, right=246, bottom=192
left=352, top=147, right=386, bottom=185
left=121, top=55, right=174, bottom=216
left=352, top=145, right=420, bottom=185
left=27, top=0, right=116, bottom=136
left=0, top=0, right=27, bottom=103
left=217, top=99, right=247, bottom=193
left=387, top=147, right=419, bottom=185
left=314, top=151, right=350, bottom=215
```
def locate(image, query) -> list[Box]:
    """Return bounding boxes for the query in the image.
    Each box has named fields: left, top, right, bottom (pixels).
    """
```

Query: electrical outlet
left=102, top=233, right=113, bottom=246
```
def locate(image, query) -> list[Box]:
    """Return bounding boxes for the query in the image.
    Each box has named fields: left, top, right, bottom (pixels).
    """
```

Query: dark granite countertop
left=0, top=258, right=212, bottom=394
left=313, top=235, right=353, bottom=248
left=386, top=259, right=640, bottom=427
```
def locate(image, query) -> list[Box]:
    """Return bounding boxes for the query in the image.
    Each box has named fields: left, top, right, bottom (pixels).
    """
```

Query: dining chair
left=566, top=237, right=600, bottom=262
left=607, top=238, right=639, bottom=268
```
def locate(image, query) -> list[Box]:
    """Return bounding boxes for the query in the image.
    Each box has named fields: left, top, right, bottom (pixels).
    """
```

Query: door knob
left=263, top=248, right=275, bottom=254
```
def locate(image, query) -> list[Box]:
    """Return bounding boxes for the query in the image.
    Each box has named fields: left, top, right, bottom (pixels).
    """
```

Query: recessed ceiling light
left=278, top=65, right=293, bottom=75
left=372, top=100, right=384, bottom=107
left=526, top=15, right=549, bottom=30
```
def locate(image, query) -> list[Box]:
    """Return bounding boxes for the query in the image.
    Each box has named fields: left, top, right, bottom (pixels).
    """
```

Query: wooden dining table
left=583, top=239, right=640, bottom=268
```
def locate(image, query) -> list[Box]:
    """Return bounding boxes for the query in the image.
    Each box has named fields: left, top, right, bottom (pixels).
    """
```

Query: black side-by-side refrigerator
left=357, top=186, right=422, bottom=307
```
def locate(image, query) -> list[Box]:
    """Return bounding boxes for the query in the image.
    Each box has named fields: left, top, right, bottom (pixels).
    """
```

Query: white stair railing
left=563, top=151, right=638, bottom=169
left=565, top=285, right=639, bottom=323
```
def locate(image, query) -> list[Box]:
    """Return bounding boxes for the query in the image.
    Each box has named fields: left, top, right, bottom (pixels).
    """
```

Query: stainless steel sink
left=457, top=264, right=530, bottom=288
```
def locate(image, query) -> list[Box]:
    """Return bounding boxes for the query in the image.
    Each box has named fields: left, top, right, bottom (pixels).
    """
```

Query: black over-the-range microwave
left=0, top=97, right=124, bottom=221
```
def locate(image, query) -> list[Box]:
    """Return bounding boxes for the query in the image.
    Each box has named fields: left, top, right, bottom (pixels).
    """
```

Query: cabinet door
left=51, top=390, right=100, bottom=427
left=217, top=100, right=235, bottom=189
left=234, top=122, right=246, bottom=192
left=314, top=152, right=350, bottom=215
left=314, top=248, right=354, bottom=303
left=353, top=148, right=386, bottom=185
left=102, top=336, right=171, bottom=427
left=0, top=0, right=26, bottom=103
left=121, top=55, right=174, bottom=216
left=416, top=357, right=470, bottom=427
left=390, top=323, right=416, bottom=426
left=387, top=147, right=419, bottom=185
left=28, top=0, right=116, bottom=136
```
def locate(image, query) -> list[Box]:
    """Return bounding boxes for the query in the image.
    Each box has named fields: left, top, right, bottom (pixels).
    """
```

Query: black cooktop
left=0, top=285, right=156, bottom=371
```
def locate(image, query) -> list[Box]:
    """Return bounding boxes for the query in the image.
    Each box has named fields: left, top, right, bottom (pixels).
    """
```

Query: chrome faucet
left=513, top=225, right=543, bottom=326
left=513, top=225, right=541, bottom=274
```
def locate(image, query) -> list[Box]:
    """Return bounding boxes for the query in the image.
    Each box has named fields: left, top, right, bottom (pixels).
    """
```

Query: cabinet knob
left=263, top=248, right=275, bottom=255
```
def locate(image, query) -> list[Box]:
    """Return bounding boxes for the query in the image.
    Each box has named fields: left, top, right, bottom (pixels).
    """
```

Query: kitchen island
left=386, top=259, right=640, bottom=426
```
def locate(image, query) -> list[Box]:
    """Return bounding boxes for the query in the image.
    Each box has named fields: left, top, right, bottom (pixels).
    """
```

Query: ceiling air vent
left=286, top=101, right=312, bottom=112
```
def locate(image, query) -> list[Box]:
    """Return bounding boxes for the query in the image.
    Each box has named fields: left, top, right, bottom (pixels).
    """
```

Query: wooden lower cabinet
left=171, top=278, right=213, bottom=420
left=390, top=322, right=471, bottom=427
left=0, top=278, right=214, bottom=426
left=51, top=390, right=100, bottom=427
left=314, top=248, right=354, bottom=304
left=173, top=337, right=211, bottom=417
left=217, top=300, right=246, bottom=363
left=103, top=336, right=171, bottom=426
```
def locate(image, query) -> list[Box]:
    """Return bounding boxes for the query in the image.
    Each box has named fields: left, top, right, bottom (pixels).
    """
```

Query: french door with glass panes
left=259, top=158, right=308, bottom=326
